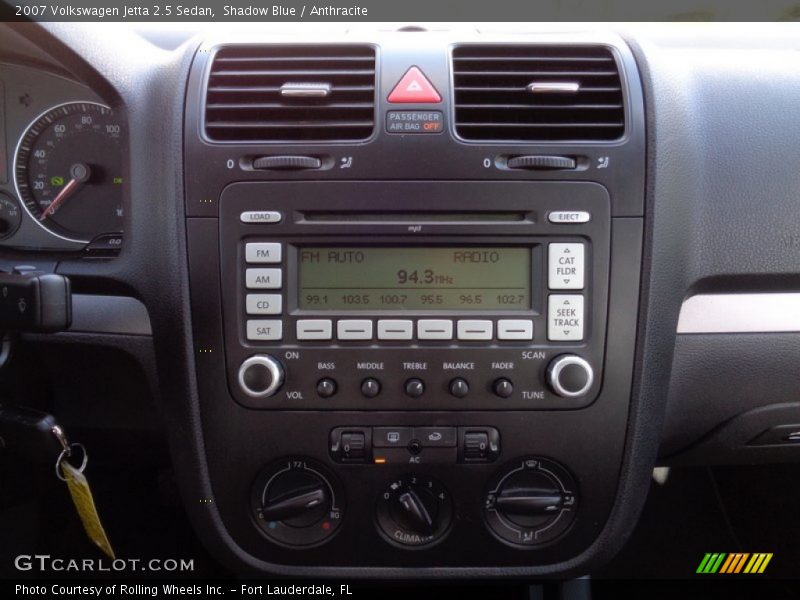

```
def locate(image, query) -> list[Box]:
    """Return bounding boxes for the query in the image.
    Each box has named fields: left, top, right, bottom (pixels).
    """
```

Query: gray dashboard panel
left=3, top=21, right=800, bottom=577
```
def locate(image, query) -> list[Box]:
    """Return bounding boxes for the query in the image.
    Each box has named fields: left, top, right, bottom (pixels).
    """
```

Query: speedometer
left=14, top=101, right=124, bottom=243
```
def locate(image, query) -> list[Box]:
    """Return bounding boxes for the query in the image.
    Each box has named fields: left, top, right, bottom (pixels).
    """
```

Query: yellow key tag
left=60, top=461, right=116, bottom=559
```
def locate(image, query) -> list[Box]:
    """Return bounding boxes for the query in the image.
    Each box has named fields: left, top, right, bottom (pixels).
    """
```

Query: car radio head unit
left=212, top=180, right=610, bottom=412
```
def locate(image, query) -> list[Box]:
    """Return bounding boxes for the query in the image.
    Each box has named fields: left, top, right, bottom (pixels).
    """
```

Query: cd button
left=246, top=294, right=282, bottom=315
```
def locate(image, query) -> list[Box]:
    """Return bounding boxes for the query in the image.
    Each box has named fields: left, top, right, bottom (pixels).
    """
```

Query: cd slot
left=299, top=211, right=533, bottom=224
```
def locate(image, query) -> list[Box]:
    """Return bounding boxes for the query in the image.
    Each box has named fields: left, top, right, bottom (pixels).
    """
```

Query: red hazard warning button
left=387, top=66, right=442, bottom=104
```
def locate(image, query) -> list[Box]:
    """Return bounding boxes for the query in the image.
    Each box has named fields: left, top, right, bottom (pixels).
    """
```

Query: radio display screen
left=297, top=246, right=531, bottom=311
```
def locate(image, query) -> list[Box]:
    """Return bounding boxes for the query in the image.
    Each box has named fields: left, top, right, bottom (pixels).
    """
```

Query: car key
left=0, top=404, right=115, bottom=558
left=0, top=405, right=69, bottom=465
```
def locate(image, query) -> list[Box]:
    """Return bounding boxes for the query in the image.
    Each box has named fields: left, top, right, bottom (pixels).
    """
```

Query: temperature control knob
left=251, top=457, right=344, bottom=547
left=238, top=355, right=284, bottom=398
left=484, top=457, right=578, bottom=547
left=546, top=355, right=594, bottom=398
left=377, top=475, right=452, bottom=547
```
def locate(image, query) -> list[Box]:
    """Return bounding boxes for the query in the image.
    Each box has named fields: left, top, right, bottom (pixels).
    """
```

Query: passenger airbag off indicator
left=387, top=66, right=442, bottom=103
left=386, top=111, right=444, bottom=134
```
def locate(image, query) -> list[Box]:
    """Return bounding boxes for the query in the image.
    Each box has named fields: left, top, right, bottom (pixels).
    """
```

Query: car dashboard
left=1, top=22, right=799, bottom=580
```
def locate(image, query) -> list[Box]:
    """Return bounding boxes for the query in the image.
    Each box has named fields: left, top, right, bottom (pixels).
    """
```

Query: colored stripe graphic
left=757, top=553, right=773, bottom=573
left=697, top=552, right=773, bottom=574
left=697, top=553, right=713, bottom=573
left=709, top=553, right=726, bottom=573
left=733, top=553, right=750, bottom=573
left=719, top=554, right=735, bottom=573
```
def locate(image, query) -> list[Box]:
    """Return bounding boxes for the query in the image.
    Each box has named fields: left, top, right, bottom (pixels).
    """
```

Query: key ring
left=55, top=443, right=88, bottom=481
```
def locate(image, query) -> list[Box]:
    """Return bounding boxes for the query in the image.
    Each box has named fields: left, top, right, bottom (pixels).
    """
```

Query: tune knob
left=546, top=355, right=594, bottom=398
left=238, top=355, right=284, bottom=398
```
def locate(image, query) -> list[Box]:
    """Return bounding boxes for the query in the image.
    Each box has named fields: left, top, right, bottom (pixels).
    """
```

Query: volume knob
left=238, top=355, right=284, bottom=398
left=546, top=355, right=593, bottom=398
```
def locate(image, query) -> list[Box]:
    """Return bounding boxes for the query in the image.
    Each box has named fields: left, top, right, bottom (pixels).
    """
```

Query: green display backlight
left=298, top=247, right=531, bottom=311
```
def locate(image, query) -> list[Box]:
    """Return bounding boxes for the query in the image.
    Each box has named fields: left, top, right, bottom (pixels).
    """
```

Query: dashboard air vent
left=452, top=45, right=625, bottom=142
left=205, top=45, right=376, bottom=142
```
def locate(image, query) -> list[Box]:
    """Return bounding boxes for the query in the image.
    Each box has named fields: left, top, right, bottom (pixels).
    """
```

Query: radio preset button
left=548, top=243, right=584, bottom=290
left=377, top=319, right=413, bottom=340
left=418, top=320, right=453, bottom=340
left=404, top=378, right=425, bottom=398
left=497, top=319, right=534, bottom=340
left=246, top=294, right=282, bottom=315
left=245, top=242, right=282, bottom=264
left=457, top=320, right=493, bottom=341
left=548, top=211, right=591, bottom=224
left=316, top=378, right=338, bottom=398
left=245, top=268, right=282, bottom=289
left=337, top=320, right=373, bottom=341
left=240, top=211, right=282, bottom=224
left=548, top=295, right=585, bottom=341
left=297, top=319, right=333, bottom=340
left=449, top=378, right=470, bottom=398
left=361, top=378, right=381, bottom=398
left=246, top=320, right=283, bottom=341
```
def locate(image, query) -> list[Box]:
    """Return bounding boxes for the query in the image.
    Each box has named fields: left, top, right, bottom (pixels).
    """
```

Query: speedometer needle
left=39, top=162, right=91, bottom=221
left=40, top=177, right=80, bottom=220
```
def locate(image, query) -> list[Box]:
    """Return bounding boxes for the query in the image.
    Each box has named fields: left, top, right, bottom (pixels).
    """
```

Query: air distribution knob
left=546, top=355, right=594, bottom=398
left=484, top=457, right=578, bottom=547
left=238, top=355, right=284, bottom=398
